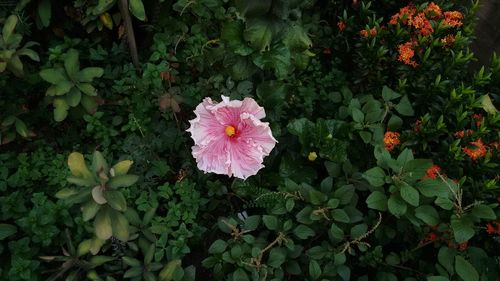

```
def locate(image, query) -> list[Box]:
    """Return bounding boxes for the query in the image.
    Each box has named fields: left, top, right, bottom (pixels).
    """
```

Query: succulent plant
left=56, top=151, right=138, bottom=242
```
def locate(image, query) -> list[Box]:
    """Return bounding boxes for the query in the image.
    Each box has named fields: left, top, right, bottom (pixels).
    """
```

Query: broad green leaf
left=67, top=152, right=93, bottom=179
left=480, top=94, right=497, bottom=114
left=38, top=0, right=51, bottom=27
left=415, top=205, right=440, bottom=225
left=309, top=260, right=321, bottom=280
left=77, top=67, right=104, bottom=82
left=455, top=256, right=479, bottom=281
left=366, top=191, right=388, bottom=211
left=78, top=83, right=97, bottom=96
left=14, top=118, right=28, bottom=138
left=294, top=225, right=315, bottom=239
left=40, top=68, right=66, bottom=84
left=89, top=256, right=115, bottom=267
left=400, top=182, right=419, bottom=206
left=470, top=205, right=496, bottom=220
left=17, top=48, right=39, bottom=61
left=64, top=49, right=80, bottom=79
left=55, top=188, right=78, bottom=199
left=243, top=215, right=260, bottom=231
left=233, top=269, right=249, bottom=281
left=262, top=215, right=279, bottom=230
left=331, top=209, right=350, bottom=223
left=110, top=209, right=129, bottom=241
left=388, top=194, right=407, bottom=217
left=92, top=151, right=109, bottom=173
left=388, top=114, right=403, bottom=130
left=82, top=200, right=100, bottom=221
left=235, top=0, right=271, bottom=17
left=67, top=176, right=96, bottom=187
left=103, top=190, right=127, bottom=211
left=0, top=224, right=17, bottom=240
left=94, top=208, right=112, bottom=240
left=267, top=248, right=286, bottom=268
left=81, top=95, right=98, bottom=114
left=283, top=25, right=312, bottom=51
left=221, top=21, right=253, bottom=55
left=427, top=277, right=449, bottom=281
left=244, top=18, right=273, bottom=52
left=417, top=179, right=450, bottom=198
left=129, top=0, right=146, bottom=21
left=107, top=174, right=139, bottom=188
left=65, top=88, right=82, bottom=107
left=330, top=223, right=344, bottom=240
left=47, top=81, right=73, bottom=96
left=8, top=55, right=24, bottom=77
left=395, top=95, right=414, bottom=116
left=77, top=239, right=92, bottom=256
left=451, top=216, right=474, bottom=243
left=438, top=247, right=456, bottom=275
left=208, top=239, right=227, bottom=254
left=111, top=160, right=133, bottom=176
left=122, top=256, right=141, bottom=267
left=382, top=86, right=401, bottom=101
left=2, top=15, right=18, bottom=42
left=159, top=259, right=182, bottom=281
left=363, top=167, right=386, bottom=187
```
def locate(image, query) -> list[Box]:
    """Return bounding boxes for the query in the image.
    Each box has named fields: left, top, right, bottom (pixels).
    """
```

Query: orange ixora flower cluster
left=462, top=139, right=488, bottom=161
left=383, top=131, right=400, bottom=151
left=423, top=165, right=441, bottom=179
left=390, top=3, right=464, bottom=66
left=397, top=41, right=418, bottom=67
left=454, top=129, right=474, bottom=138
left=359, top=27, right=377, bottom=38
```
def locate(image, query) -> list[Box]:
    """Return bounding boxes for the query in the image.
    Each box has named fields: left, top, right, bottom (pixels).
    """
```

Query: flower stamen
left=225, top=125, right=236, bottom=137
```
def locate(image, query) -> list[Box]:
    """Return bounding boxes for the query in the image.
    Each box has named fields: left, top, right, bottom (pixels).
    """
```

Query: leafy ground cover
left=0, top=0, right=499, bottom=280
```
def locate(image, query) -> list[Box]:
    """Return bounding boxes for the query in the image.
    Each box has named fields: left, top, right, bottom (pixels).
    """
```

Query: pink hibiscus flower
left=187, top=95, right=277, bottom=179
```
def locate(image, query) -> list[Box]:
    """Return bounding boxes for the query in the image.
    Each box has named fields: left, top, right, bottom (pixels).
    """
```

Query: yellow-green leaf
left=68, top=152, right=93, bottom=179
left=111, top=160, right=133, bottom=176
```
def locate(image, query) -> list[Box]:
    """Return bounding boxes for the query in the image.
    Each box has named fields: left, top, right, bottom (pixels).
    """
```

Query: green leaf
left=294, top=225, right=315, bottom=239
left=77, top=67, right=104, bottom=82
left=244, top=18, right=273, bottom=52
left=470, top=205, right=496, bottom=220
left=111, top=160, right=133, bottom=176
left=267, top=248, right=286, bottom=268
left=0, top=224, right=17, bottom=240
left=417, top=179, right=450, bottom=198
left=103, top=190, right=127, bottom=211
left=366, top=191, right=388, bottom=211
left=92, top=151, right=109, bottom=174
left=159, top=259, right=182, bottom=281
left=243, top=215, right=260, bottom=231
left=235, top=0, right=271, bottom=17
left=14, top=119, right=28, bottom=138
left=110, top=209, right=129, bottom=241
left=480, top=94, right=497, bottom=114
left=38, top=0, right=51, bottom=27
left=2, top=15, right=17, bottom=42
left=122, top=256, right=141, bottom=267
left=388, top=194, right=407, bottom=217
left=283, top=25, right=312, bottom=51
left=208, top=240, right=227, bottom=254
left=67, top=152, right=93, bottom=179
left=94, top=208, right=112, bottom=240
left=415, top=205, right=440, bottom=225
left=65, top=88, right=82, bottom=107
left=67, top=176, right=96, bottom=187
left=438, top=247, right=456, bottom=275
left=427, top=277, right=449, bottom=281
left=262, top=215, right=278, bottom=230
left=129, top=0, right=146, bottom=21
left=232, top=269, right=249, bottom=281
left=334, top=185, right=355, bottom=205
left=221, top=21, right=253, bottom=55
left=331, top=209, right=350, bottom=223
left=451, top=216, right=474, bottom=243
left=330, top=223, right=344, bottom=240
left=309, top=260, right=321, bottom=280
left=82, top=200, right=100, bottom=221
left=352, top=108, right=364, bottom=123
left=78, top=83, right=98, bottom=96
left=81, top=95, right=98, bottom=114
left=47, top=81, right=73, bottom=96
left=400, top=182, right=419, bottom=207
left=40, top=68, right=66, bottom=84
left=388, top=115, right=403, bottom=130
left=382, top=86, right=401, bottom=101
left=17, top=48, right=39, bottom=61
left=395, top=95, right=414, bottom=116
left=55, top=188, right=78, bottom=199
left=455, top=256, right=479, bottom=281
left=107, top=174, right=138, bottom=188
left=64, top=49, right=80, bottom=79
left=363, top=167, right=386, bottom=187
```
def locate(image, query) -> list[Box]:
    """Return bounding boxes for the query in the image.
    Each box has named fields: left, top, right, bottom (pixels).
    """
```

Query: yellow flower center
left=225, top=125, right=236, bottom=137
